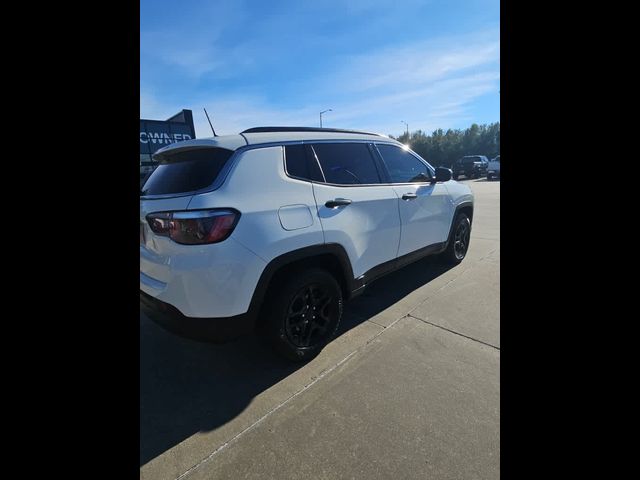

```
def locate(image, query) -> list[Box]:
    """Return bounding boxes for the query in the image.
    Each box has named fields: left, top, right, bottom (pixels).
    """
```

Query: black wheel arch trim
left=445, top=201, right=474, bottom=249
left=246, top=243, right=355, bottom=324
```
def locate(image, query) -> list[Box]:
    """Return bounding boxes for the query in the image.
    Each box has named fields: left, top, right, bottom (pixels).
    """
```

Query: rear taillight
left=146, top=209, right=240, bottom=245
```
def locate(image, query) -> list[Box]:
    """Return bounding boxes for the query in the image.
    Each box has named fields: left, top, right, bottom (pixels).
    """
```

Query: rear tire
left=265, top=269, right=343, bottom=362
left=442, top=213, right=471, bottom=265
left=487, top=173, right=493, bottom=180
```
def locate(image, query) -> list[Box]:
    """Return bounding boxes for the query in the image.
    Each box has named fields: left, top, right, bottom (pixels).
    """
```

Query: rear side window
left=284, top=145, right=324, bottom=182
left=141, top=147, right=234, bottom=196
left=311, top=143, right=381, bottom=185
left=376, top=144, right=432, bottom=183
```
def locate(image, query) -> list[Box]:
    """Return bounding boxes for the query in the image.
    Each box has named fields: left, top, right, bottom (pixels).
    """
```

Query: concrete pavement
left=140, top=178, right=500, bottom=480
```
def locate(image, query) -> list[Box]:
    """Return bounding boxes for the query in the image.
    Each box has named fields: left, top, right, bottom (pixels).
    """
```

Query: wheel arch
left=247, top=244, right=355, bottom=329
left=445, top=201, right=474, bottom=247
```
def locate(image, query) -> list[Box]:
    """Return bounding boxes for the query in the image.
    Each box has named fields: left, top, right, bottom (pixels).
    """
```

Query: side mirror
left=434, top=167, right=452, bottom=183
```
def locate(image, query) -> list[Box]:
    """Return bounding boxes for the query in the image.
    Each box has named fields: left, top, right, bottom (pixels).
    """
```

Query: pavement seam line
left=175, top=315, right=405, bottom=480
left=407, top=313, right=500, bottom=350
left=365, top=318, right=389, bottom=328
left=405, top=247, right=498, bottom=317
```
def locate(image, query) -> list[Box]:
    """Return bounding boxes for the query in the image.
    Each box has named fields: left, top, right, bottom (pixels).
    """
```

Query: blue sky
left=140, top=0, right=499, bottom=138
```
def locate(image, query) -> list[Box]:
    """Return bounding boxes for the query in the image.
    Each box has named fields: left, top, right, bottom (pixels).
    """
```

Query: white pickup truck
left=487, top=155, right=500, bottom=180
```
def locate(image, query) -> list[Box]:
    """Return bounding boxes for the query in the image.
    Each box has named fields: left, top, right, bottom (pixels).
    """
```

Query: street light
left=320, top=109, right=332, bottom=128
left=401, top=120, right=409, bottom=137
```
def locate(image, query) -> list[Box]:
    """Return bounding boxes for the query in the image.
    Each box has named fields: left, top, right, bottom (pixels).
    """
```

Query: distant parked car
left=487, top=155, right=500, bottom=180
left=452, top=155, right=489, bottom=180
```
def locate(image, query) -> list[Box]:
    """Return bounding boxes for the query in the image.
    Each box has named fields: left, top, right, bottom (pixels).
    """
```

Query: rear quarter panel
left=186, top=146, right=324, bottom=263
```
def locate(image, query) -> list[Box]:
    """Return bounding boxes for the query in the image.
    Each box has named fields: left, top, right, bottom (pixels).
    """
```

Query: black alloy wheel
left=442, top=213, right=472, bottom=264
left=266, top=269, right=342, bottom=362
left=285, top=284, right=333, bottom=348
left=453, top=218, right=471, bottom=260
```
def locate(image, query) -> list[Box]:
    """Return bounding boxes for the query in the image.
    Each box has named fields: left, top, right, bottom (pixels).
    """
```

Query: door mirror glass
left=435, top=167, right=452, bottom=182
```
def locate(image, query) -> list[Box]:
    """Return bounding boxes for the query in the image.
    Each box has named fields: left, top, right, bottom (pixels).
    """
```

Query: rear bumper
left=139, top=236, right=267, bottom=318
left=140, top=290, right=255, bottom=343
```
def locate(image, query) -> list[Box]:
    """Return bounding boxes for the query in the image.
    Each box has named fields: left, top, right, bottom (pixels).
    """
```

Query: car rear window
left=141, top=147, right=234, bottom=196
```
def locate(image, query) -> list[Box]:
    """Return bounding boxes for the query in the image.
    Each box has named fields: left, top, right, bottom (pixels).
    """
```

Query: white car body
left=487, top=155, right=500, bottom=180
left=140, top=128, right=474, bottom=341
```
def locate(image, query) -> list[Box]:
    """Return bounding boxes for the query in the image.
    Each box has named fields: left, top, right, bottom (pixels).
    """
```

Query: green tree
left=392, top=122, right=500, bottom=167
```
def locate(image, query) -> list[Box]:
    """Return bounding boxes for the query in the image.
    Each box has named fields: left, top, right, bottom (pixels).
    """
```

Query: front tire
left=442, top=213, right=471, bottom=265
left=265, top=269, right=343, bottom=362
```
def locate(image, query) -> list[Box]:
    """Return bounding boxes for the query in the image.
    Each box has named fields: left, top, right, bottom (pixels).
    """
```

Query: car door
left=308, top=142, right=401, bottom=280
left=374, top=143, right=453, bottom=257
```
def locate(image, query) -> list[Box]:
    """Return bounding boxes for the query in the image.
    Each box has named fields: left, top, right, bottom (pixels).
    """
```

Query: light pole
left=320, top=109, right=332, bottom=128
left=401, top=121, right=409, bottom=138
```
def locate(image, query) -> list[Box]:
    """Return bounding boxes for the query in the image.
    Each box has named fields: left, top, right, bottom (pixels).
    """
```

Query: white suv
left=140, top=127, right=474, bottom=361
left=487, top=155, right=500, bottom=180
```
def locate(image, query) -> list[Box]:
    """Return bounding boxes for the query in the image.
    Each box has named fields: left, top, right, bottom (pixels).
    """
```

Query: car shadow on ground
left=140, top=256, right=454, bottom=466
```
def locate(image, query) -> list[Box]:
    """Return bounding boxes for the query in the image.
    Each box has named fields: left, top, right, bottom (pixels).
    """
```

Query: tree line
left=391, top=122, right=500, bottom=168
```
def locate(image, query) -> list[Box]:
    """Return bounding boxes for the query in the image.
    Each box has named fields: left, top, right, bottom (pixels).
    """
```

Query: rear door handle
left=402, top=193, right=418, bottom=200
left=325, top=198, right=352, bottom=208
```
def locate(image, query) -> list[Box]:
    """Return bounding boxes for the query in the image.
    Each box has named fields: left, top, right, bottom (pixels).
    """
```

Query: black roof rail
left=241, top=126, right=383, bottom=136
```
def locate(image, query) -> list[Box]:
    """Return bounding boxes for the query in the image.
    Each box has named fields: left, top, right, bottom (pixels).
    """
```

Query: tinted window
left=141, top=147, right=234, bottom=195
left=285, top=145, right=324, bottom=182
left=312, top=143, right=381, bottom=185
left=377, top=144, right=431, bottom=183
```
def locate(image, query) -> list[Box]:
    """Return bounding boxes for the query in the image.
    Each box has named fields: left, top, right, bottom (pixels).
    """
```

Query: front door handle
left=325, top=198, right=352, bottom=208
left=402, top=193, right=418, bottom=200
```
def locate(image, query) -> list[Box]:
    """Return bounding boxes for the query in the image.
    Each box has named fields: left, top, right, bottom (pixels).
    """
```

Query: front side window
left=311, top=143, right=381, bottom=185
left=376, top=144, right=432, bottom=183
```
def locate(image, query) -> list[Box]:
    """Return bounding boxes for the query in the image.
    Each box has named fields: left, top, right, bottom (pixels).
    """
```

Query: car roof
left=153, top=128, right=400, bottom=158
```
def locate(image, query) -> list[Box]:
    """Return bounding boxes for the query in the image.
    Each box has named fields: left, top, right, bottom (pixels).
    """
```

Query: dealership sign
left=140, top=131, right=192, bottom=145
left=140, top=113, right=196, bottom=155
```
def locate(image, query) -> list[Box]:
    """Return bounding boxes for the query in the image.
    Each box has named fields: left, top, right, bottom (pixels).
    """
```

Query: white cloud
left=140, top=0, right=248, bottom=79
left=141, top=29, right=499, bottom=137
